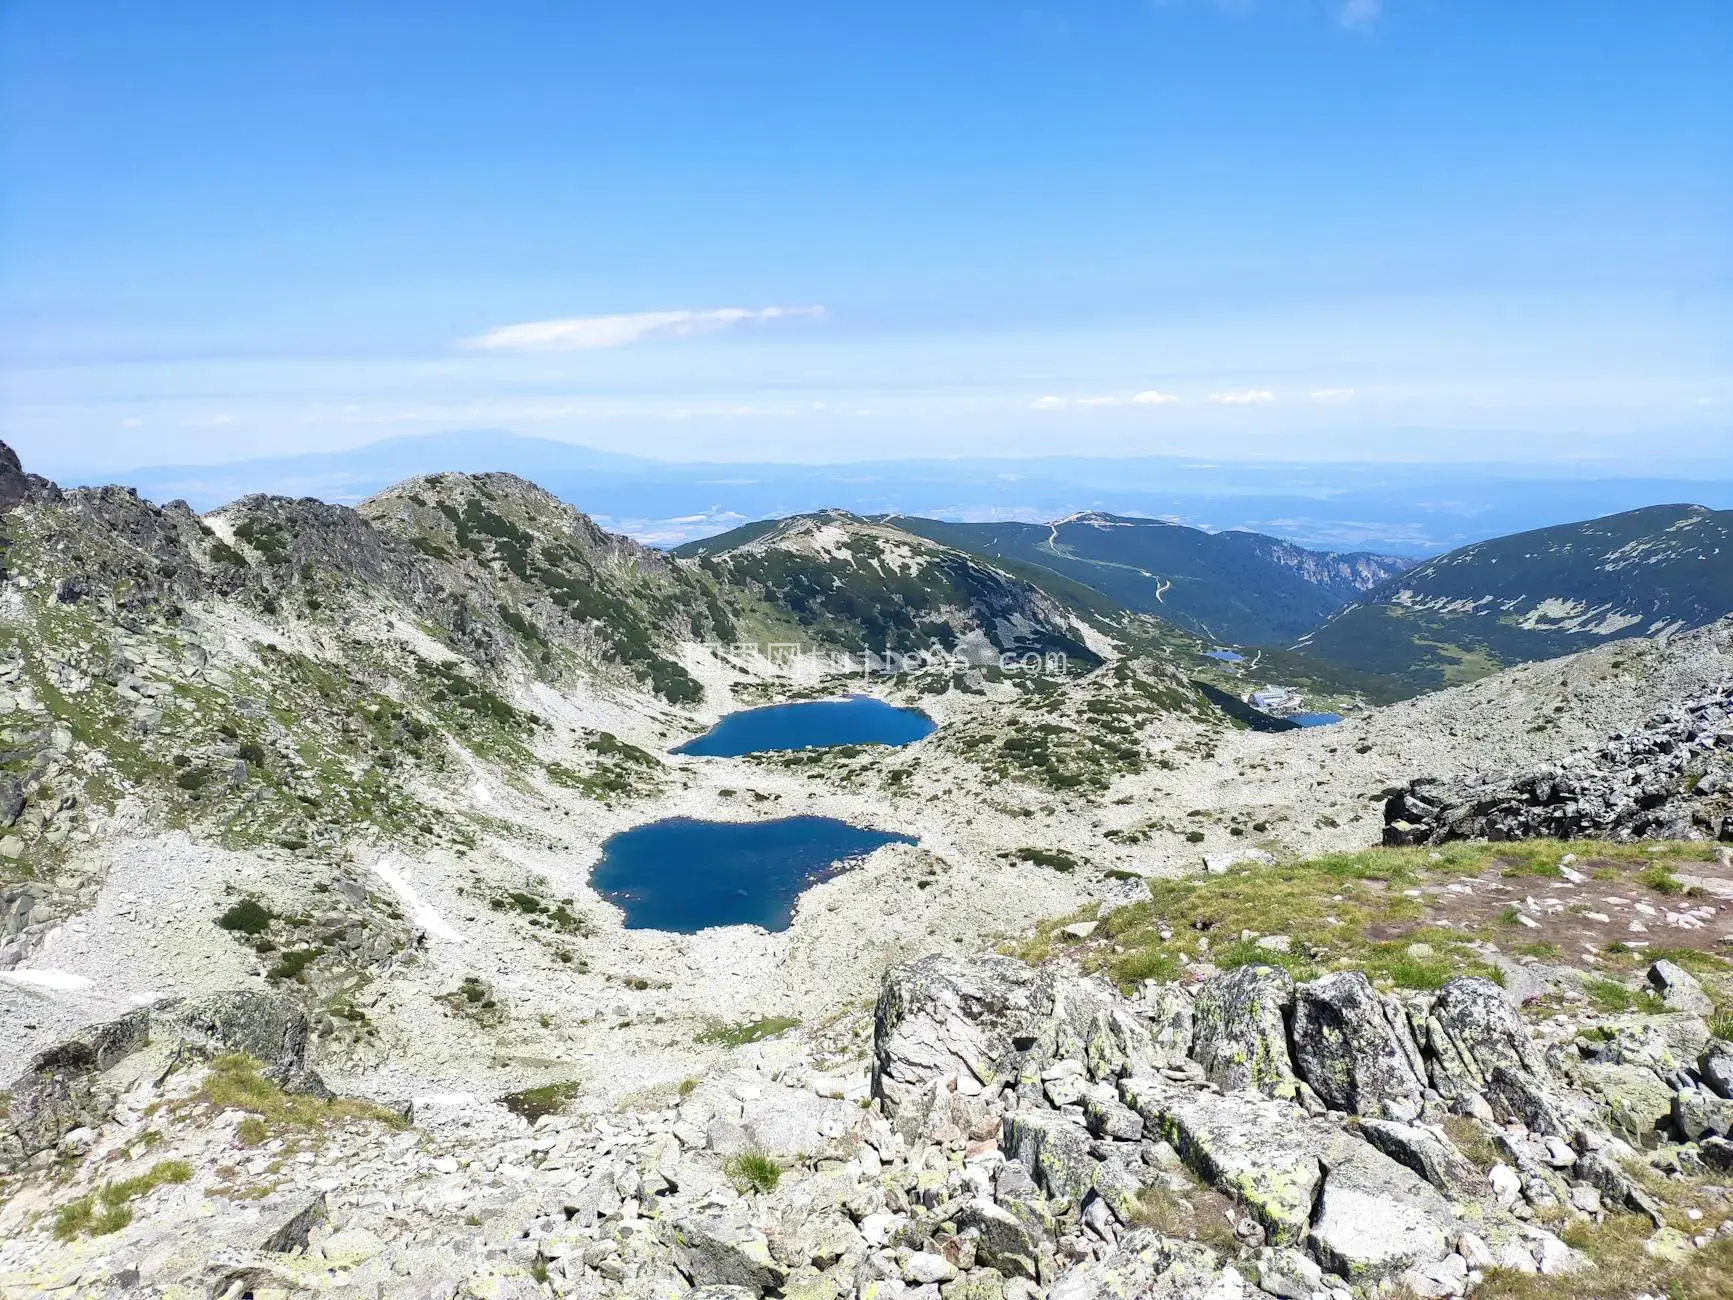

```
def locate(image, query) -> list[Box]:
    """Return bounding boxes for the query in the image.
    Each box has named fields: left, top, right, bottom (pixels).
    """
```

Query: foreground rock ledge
left=2, top=952, right=1731, bottom=1298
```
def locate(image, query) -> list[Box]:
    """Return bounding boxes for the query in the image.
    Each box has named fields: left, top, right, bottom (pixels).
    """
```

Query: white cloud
left=1208, top=389, right=1275, bottom=405
left=1339, top=0, right=1380, bottom=29
left=462, top=305, right=825, bottom=352
left=1308, top=387, right=1357, bottom=401
left=1035, top=390, right=1181, bottom=410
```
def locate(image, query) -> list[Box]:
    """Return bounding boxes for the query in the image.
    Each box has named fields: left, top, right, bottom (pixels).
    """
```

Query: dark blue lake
left=1291, top=712, right=1344, bottom=727
left=591, top=816, right=917, bottom=932
left=671, top=696, right=936, bottom=757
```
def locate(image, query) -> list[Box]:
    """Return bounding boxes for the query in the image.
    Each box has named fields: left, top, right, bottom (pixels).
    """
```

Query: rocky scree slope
left=5, top=939, right=1733, bottom=1298
left=0, top=452, right=769, bottom=1011
left=887, top=513, right=1410, bottom=648
left=1386, top=679, right=1733, bottom=846
left=1295, top=505, right=1733, bottom=692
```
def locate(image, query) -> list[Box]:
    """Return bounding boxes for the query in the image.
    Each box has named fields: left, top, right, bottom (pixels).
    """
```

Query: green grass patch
left=1635, top=863, right=1683, bottom=895
left=1021, top=842, right=1556, bottom=993
left=724, top=1151, right=781, bottom=1194
left=54, top=1159, right=192, bottom=1241
left=696, top=1016, right=801, bottom=1047
left=502, top=1080, right=580, bottom=1121
left=1582, top=978, right=1666, bottom=1015
left=199, top=1054, right=405, bottom=1132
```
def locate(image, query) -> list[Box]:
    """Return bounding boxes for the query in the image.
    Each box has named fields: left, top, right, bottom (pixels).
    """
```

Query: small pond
left=1204, top=649, right=1245, bottom=663
left=1290, top=712, right=1344, bottom=727
left=590, top=815, right=917, bottom=932
left=671, top=696, right=935, bottom=757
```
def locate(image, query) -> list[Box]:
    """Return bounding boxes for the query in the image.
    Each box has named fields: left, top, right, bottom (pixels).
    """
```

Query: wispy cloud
left=1208, top=389, right=1275, bottom=405
left=462, top=305, right=825, bottom=352
left=1033, top=390, right=1183, bottom=410
left=1308, top=387, right=1357, bottom=401
left=1338, top=0, right=1380, bottom=29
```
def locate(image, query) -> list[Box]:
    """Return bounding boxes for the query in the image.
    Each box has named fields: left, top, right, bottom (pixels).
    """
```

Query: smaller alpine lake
left=1290, top=712, right=1344, bottom=727
left=590, top=816, right=917, bottom=932
left=671, top=695, right=935, bottom=757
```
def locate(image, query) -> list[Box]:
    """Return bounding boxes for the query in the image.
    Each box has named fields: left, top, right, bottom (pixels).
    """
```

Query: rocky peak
left=0, top=440, right=60, bottom=513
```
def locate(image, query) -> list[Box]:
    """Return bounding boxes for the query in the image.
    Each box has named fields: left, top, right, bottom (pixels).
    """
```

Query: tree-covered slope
left=1294, top=504, right=1733, bottom=691
left=879, top=512, right=1409, bottom=645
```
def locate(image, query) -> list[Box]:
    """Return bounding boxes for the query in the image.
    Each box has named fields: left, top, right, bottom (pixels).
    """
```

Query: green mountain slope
left=1294, top=504, right=1733, bottom=690
left=680, top=511, right=1101, bottom=666
left=873, top=512, right=1409, bottom=645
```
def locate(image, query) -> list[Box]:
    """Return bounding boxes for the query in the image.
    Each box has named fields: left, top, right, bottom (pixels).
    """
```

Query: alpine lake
left=592, top=698, right=933, bottom=932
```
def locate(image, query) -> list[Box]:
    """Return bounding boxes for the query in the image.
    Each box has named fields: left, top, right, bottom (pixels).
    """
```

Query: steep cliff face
left=1296, top=505, right=1733, bottom=690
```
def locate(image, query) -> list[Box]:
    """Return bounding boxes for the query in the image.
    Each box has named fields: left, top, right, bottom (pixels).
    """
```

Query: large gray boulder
left=1306, top=1143, right=1456, bottom=1284
left=1002, top=1112, right=1096, bottom=1203
left=1046, top=1230, right=1246, bottom=1300
left=1423, top=977, right=1547, bottom=1103
left=664, top=1214, right=788, bottom=1295
left=1188, top=965, right=1298, bottom=1098
left=1354, top=1119, right=1485, bottom=1199
left=1291, top=972, right=1426, bottom=1120
left=167, top=988, right=327, bottom=1096
left=1701, top=1040, right=1733, bottom=1100
left=1647, top=960, right=1714, bottom=1017
left=4, top=1007, right=151, bottom=1161
left=1119, top=1074, right=1456, bottom=1281
left=871, top=956, right=1047, bottom=1111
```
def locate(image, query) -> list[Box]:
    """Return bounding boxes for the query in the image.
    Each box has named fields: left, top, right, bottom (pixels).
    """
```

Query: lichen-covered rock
left=1354, top=1118, right=1485, bottom=1199
left=4, top=1007, right=150, bottom=1158
left=1647, top=960, right=1715, bottom=1016
left=1580, top=1012, right=1710, bottom=1077
left=1002, top=1112, right=1095, bottom=1203
left=1423, top=977, right=1547, bottom=1102
left=1046, top=1229, right=1246, bottom=1300
left=1142, top=983, right=1195, bottom=1068
left=1577, top=1061, right=1675, bottom=1149
left=665, top=1215, right=788, bottom=1295
left=952, top=1198, right=1049, bottom=1281
left=1188, top=965, right=1297, bottom=1098
left=872, top=956, right=1046, bottom=1112
left=1291, top=972, right=1426, bottom=1120
left=1305, top=1142, right=1457, bottom=1283
left=1083, top=1006, right=1159, bottom=1082
left=1122, top=1075, right=1322, bottom=1246
left=1484, top=1065, right=1571, bottom=1137
left=1672, top=1089, right=1733, bottom=1142
left=1701, top=1039, right=1733, bottom=1100
left=168, top=988, right=328, bottom=1096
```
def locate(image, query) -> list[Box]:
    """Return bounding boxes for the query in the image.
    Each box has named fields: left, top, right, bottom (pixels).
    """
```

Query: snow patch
left=0, top=968, right=92, bottom=991
left=370, top=856, right=464, bottom=943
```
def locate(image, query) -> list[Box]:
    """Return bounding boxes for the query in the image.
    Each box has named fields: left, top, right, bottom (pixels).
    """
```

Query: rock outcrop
left=1385, top=681, right=1733, bottom=845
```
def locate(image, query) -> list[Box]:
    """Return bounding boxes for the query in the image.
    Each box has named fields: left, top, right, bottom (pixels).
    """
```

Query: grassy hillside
left=1294, top=504, right=1733, bottom=691
left=884, top=513, right=1408, bottom=645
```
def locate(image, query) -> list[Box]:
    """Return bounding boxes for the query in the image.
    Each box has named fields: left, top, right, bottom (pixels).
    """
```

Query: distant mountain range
left=43, top=429, right=1733, bottom=558
left=882, top=513, right=1410, bottom=645
left=1295, top=505, right=1733, bottom=690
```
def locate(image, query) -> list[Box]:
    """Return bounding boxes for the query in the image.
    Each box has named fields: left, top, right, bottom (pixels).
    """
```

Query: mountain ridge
left=1295, top=503, right=1733, bottom=690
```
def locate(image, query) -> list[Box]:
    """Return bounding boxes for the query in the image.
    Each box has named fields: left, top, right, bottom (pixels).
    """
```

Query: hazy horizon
left=4, top=2, right=1728, bottom=473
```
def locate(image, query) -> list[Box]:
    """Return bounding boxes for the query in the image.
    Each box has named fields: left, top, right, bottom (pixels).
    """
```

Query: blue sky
left=3, top=0, right=1729, bottom=473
